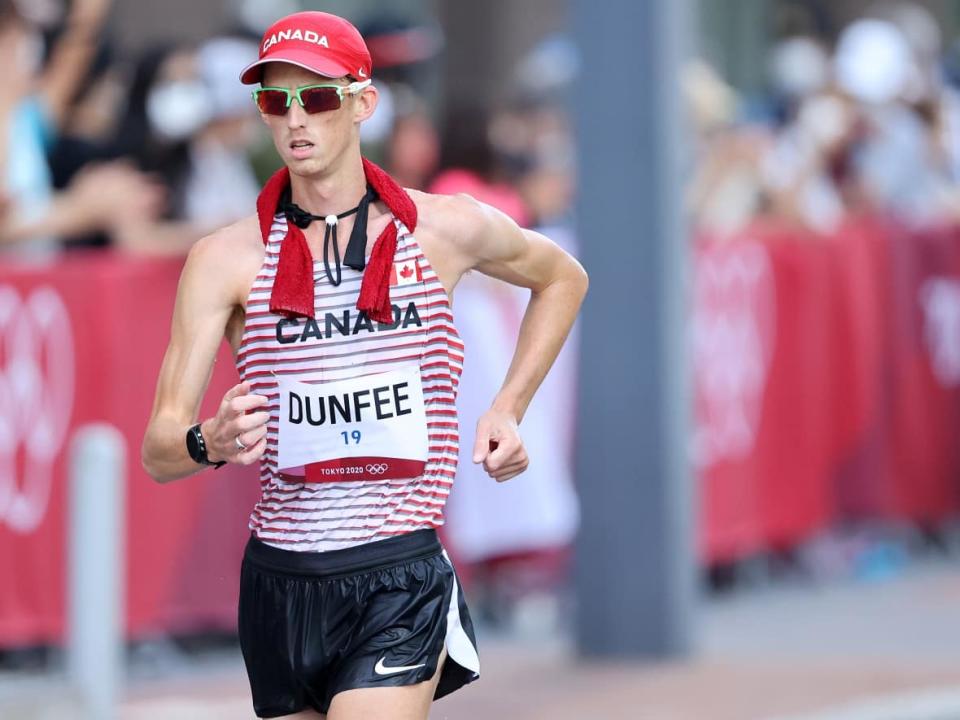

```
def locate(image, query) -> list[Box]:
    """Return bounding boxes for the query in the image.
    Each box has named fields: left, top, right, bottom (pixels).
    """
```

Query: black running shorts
left=238, top=529, right=480, bottom=718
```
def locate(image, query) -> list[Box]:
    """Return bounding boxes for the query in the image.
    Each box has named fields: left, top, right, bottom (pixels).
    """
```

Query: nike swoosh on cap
left=374, top=656, right=426, bottom=676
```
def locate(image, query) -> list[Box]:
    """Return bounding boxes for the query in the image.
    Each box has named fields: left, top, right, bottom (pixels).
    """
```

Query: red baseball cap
left=239, top=11, right=372, bottom=85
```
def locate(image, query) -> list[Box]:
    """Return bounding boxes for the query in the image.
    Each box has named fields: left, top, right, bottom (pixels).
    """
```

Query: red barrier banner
left=696, top=217, right=960, bottom=564
left=827, top=216, right=895, bottom=518
left=4, top=217, right=960, bottom=644
left=887, top=225, right=960, bottom=521
left=0, top=253, right=258, bottom=647
left=694, top=223, right=835, bottom=562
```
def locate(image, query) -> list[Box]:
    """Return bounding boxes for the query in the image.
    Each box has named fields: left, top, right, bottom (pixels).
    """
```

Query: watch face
left=186, top=425, right=204, bottom=463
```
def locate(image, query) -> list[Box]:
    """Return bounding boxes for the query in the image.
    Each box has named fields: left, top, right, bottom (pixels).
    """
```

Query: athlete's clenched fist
left=471, top=409, right=529, bottom=482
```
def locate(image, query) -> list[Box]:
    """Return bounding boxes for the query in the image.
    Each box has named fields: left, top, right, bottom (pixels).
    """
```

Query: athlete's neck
left=289, top=153, right=367, bottom=217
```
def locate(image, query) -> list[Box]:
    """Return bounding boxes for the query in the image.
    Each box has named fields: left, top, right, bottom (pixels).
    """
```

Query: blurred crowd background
left=4, top=0, right=960, bottom=715
left=691, top=1, right=960, bottom=235
left=0, top=0, right=574, bottom=257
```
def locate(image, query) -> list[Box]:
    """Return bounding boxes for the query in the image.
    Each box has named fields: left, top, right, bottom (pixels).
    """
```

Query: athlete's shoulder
left=192, top=214, right=261, bottom=258
left=409, top=189, right=486, bottom=229
left=185, top=214, right=261, bottom=271
left=408, top=189, right=492, bottom=251
left=182, top=214, right=263, bottom=305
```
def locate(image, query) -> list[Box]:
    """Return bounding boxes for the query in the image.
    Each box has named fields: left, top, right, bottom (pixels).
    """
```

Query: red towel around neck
left=256, top=157, right=418, bottom=323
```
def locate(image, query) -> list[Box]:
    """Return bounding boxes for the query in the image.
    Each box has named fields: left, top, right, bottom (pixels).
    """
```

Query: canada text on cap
left=239, top=11, right=372, bottom=85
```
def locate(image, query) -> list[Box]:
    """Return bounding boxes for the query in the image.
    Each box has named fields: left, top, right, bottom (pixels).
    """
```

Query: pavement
left=2, top=561, right=960, bottom=720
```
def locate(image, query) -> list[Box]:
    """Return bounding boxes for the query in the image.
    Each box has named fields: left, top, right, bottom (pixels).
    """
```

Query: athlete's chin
left=286, top=155, right=327, bottom=176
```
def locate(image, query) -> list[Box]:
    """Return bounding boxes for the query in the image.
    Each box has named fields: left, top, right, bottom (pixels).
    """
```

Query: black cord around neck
left=281, top=186, right=378, bottom=287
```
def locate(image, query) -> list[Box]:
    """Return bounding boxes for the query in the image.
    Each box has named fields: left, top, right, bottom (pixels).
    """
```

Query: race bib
left=277, top=366, right=428, bottom=482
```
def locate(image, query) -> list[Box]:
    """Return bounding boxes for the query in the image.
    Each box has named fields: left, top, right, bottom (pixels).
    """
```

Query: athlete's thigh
left=326, top=649, right=447, bottom=720
left=272, top=712, right=324, bottom=719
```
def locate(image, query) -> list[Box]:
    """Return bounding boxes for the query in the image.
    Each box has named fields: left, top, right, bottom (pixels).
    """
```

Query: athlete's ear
left=354, top=83, right=378, bottom=124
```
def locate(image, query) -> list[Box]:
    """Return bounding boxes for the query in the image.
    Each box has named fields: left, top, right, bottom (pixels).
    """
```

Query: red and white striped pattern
left=235, top=214, right=464, bottom=552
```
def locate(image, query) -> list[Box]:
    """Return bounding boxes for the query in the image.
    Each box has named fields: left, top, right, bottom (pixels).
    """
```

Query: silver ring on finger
left=235, top=434, right=247, bottom=452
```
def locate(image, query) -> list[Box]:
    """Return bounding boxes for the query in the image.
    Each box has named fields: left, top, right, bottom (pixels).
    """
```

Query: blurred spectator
left=835, top=17, right=948, bottom=223
left=185, top=37, right=261, bottom=227
left=685, top=60, right=773, bottom=237
left=501, top=101, right=575, bottom=228
left=0, top=0, right=163, bottom=255
left=505, top=33, right=577, bottom=228
left=382, top=86, right=440, bottom=191
left=689, top=2, right=960, bottom=238
left=46, top=37, right=126, bottom=248
left=115, top=45, right=205, bottom=209
left=358, top=15, right=444, bottom=190
left=108, top=37, right=260, bottom=254
left=430, top=105, right=530, bottom=225
left=760, top=70, right=851, bottom=232
left=48, top=38, right=124, bottom=189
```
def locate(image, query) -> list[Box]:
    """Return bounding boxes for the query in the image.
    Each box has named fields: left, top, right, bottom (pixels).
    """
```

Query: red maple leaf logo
left=400, top=264, right=413, bottom=279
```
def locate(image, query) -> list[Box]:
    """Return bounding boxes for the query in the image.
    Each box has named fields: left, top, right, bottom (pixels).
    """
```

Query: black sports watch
left=186, top=423, right=226, bottom=468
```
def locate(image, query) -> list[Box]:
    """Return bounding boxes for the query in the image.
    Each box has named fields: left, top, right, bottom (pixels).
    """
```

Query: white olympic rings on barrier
left=0, top=285, right=74, bottom=534
left=365, top=463, right=388, bottom=475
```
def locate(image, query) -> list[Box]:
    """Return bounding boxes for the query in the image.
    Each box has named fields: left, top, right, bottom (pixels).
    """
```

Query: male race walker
left=142, top=11, right=587, bottom=719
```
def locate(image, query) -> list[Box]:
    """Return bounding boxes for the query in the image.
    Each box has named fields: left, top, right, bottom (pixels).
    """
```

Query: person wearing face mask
left=108, top=39, right=262, bottom=255
left=113, top=45, right=208, bottom=221
left=141, top=11, right=587, bottom=719
left=182, top=37, right=262, bottom=229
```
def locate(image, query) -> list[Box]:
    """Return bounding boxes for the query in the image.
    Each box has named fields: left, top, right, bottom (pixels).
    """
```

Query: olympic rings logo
left=365, top=463, right=388, bottom=475
left=0, top=285, right=74, bottom=534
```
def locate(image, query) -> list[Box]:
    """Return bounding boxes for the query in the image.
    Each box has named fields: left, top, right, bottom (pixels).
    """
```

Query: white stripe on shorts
left=441, top=550, right=480, bottom=674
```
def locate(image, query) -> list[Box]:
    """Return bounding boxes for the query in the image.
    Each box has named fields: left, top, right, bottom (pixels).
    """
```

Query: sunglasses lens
left=301, top=87, right=342, bottom=114
left=256, top=90, right=288, bottom=116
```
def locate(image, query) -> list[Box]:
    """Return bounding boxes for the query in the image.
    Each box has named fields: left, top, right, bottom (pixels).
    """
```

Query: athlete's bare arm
left=141, top=216, right=269, bottom=482
left=414, top=191, right=589, bottom=482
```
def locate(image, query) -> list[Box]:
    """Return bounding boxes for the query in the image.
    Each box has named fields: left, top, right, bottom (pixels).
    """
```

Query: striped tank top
left=235, top=213, right=464, bottom=552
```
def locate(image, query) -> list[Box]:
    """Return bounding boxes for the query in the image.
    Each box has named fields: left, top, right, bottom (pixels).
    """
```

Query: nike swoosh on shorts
left=374, top=657, right=426, bottom=676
